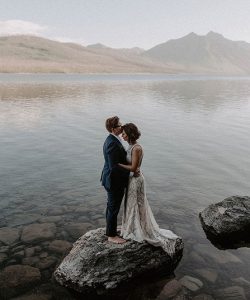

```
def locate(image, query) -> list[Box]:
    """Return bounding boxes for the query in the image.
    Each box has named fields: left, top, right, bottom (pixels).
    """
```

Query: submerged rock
left=195, top=244, right=241, bottom=264
left=54, top=228, right=183, bottom=295
left=64, top=222, right=94, bottom=240
left=199, top=196, right=250, bottom=249
left=194, top=268, right=218, bottom=283
left=179, top=275, right=203, bottom=292
left=48, top=240, right=72, bottom=255
left=0, top=227, right=20, bottom=245
left=0, top=265, right=41, bottom=298
left=21, top=223, right=57, bottom=244
left=214, top=286, right=247, bottom=300
left=156, top=279, right=183, bottom=299
left=193, top=294, right=215, bottom=300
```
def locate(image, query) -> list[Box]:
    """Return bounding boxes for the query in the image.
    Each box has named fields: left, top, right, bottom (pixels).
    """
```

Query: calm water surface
left=0, top=74, right=250, bottom=299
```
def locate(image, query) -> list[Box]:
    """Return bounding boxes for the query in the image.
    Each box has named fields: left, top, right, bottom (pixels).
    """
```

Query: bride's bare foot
left=108, top=236, right=127, bottom=244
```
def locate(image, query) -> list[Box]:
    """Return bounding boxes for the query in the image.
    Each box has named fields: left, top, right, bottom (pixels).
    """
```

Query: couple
left=101, top=116, right=179, bottom=256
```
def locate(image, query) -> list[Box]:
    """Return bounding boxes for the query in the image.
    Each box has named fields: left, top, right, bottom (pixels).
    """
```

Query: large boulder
left=199, top=196, right=250, bottom=248
left=54, top=228, right=183, bottom=295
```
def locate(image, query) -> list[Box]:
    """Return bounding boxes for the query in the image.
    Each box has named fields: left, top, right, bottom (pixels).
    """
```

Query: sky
left=0, top=0, right=250, bottom=49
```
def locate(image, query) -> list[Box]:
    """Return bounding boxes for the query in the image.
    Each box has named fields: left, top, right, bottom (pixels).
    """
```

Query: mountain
left=1, top=32, right=250, bottom=74
left=144, top=31, right=250, bottom=74
left=86, top=43, right=109, bottom=49
left=0, top=35, right=174, bottom=73
left=86, top=43, right=144, bottom=57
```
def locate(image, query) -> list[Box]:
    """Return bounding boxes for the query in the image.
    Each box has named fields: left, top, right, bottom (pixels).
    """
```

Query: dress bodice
left=126, top=144, right=143, bottom=165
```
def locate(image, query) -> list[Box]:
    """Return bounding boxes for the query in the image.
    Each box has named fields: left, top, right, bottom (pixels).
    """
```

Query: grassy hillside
left=144, top=32, right=250, bottom=75
left=1, top=33, right=250, bottom=74
left=0, top=35, right=176, bottom=73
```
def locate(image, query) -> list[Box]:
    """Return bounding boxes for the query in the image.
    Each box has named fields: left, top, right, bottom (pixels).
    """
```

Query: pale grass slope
left=0, top=35, right=177, bottom=73
left=144, top=31, right=250, bottom=75
left=1, top=33, right=250, bottom=74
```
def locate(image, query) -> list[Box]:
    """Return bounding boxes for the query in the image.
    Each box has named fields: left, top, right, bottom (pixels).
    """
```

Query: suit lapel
left=109, top=133, right=121, bottom=144
left=108, top=134, right=126, bottom=154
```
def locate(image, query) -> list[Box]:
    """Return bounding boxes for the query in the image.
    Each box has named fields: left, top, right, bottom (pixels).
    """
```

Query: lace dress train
left=121, top=144, right=179, bottom=257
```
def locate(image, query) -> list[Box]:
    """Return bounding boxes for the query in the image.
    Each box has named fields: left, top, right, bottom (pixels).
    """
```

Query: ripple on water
left=1, top=75, right=250, bottom=299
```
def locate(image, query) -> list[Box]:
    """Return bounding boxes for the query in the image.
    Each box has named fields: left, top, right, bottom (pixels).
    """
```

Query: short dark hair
left=105, top=116, right=120, bottom=133
left=122, top=123, right=141, bottom=143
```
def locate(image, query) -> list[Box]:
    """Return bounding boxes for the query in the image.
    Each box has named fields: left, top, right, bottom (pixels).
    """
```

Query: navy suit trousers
left=106, top=186, right=126, bottom=237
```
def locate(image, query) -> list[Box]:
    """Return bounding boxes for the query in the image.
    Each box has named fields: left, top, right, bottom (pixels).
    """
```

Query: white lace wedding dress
left=121, top=144, right=180, bottom=257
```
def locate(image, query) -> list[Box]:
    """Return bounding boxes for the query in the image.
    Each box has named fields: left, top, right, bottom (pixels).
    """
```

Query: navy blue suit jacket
left=101, top=134, right=129, bottom=191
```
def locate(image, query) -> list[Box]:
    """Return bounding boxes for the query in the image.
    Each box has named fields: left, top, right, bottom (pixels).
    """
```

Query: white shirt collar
left=111, top=133, right=122, bottom=143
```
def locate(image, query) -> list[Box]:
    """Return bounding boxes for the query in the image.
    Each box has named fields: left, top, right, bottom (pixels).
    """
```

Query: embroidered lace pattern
left=121, top=144, right=180, bottom=257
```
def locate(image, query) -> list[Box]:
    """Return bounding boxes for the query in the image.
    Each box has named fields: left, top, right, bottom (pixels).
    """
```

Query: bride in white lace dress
left=118, top=123, right=180, bottom=257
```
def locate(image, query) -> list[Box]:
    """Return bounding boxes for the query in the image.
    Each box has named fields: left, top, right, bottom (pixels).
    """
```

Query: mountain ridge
left=1, top=32, right=250, bottom=74
left=144, top=32, right=250, bottom=74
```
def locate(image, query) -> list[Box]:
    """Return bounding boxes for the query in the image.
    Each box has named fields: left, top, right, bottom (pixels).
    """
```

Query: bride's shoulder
left=132, top=144, right=143, bottom=152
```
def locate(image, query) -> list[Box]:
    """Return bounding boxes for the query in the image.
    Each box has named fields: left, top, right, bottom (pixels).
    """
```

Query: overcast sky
left=0, top=0, right=250, bottom=49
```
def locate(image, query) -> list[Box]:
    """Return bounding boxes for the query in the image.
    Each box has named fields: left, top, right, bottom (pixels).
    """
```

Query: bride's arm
left=118, top=146, right=142, bottom=172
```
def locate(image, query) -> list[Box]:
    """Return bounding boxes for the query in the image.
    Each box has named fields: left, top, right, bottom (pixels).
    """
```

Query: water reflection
left=1, top=75, right=250, bottom=299
left=121, top=79, right=250, bottom=114
left=203, top=234, right=250, bottom=251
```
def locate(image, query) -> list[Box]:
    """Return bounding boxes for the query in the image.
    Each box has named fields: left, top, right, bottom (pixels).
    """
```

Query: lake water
left=0, top=74, right=250, bottom=299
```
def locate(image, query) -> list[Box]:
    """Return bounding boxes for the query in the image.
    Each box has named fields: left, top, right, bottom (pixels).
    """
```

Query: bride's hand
left=133, top=168, right=141, bottom=177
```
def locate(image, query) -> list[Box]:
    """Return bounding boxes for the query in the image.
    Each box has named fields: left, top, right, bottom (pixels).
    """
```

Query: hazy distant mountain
left=144, top=31, right=250, bottom=74
left=0, top=35, right=173, bottom=73
left=1, top=32, right=250, bottom=74
left=87, top=43, right=145, bottom=55
left=87, top=43, right=109, bottom=49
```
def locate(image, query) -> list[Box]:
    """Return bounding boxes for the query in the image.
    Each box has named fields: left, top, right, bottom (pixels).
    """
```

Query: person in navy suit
left=101, top=116, right=130, bottom=244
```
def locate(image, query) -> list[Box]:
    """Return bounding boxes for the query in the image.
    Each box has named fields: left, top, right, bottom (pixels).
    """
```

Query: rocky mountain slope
left=1, top=32, right=250, bottom=74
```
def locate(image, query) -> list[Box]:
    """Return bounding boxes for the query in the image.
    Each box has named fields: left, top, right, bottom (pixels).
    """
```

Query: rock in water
left=199, top=196, right=250, bottom=248
left=0, top=265, right=41, bottom=298
left=54, top=228, right=183, bottom=294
